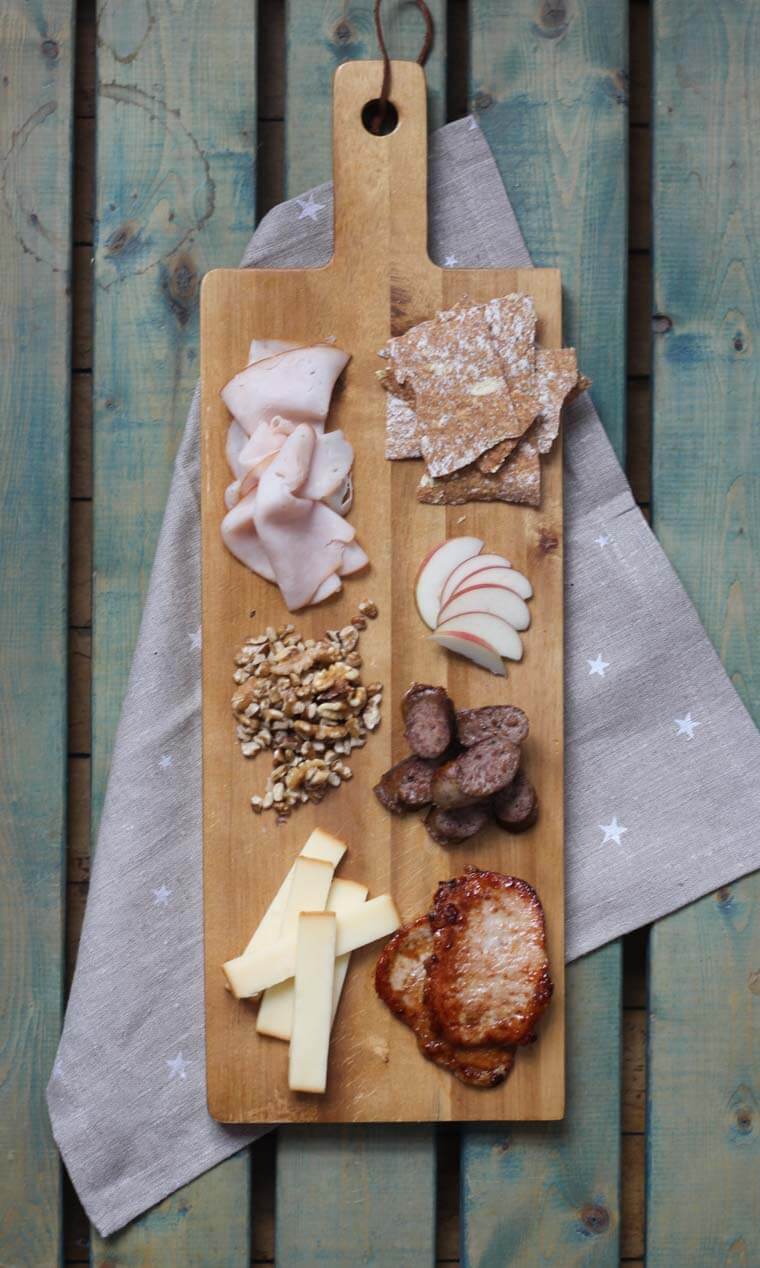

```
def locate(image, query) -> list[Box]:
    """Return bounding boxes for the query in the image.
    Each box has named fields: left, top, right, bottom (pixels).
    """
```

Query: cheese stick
left=288, top=912, right=336, bottom=1094
left=257, top=877, right=368, bottom=1041
left=255, top=857, right=334, bottom=1037
left=243, top=828, right=347, bottom=956
left=223, top=894, right=400, bottom=999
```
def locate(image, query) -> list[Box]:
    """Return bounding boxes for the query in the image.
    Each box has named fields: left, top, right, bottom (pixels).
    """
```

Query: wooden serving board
left=201, top=60, right=564, bottom=1124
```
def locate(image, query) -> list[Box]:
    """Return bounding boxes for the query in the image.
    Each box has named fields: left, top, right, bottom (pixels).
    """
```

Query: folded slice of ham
left=222, top=344, right=349, bottom=434
left=253, top=425, right=360, bottom=611
left=220, top=492, right=276, bottom=582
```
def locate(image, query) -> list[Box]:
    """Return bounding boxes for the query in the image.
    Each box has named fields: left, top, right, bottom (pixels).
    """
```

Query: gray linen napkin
left=48, top=117, right=760, bottom=1237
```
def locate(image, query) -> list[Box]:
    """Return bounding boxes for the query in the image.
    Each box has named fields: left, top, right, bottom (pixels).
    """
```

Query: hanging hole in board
left=361, top=98, right=399, bottom=135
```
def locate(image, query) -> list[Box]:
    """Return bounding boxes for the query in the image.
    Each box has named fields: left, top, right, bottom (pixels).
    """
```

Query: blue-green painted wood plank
left=284, top=0, right=447, bottom=197
left=647, top=1, right=759, bottom=1263
left=469, top=0, right=628, bottom=462
left=0, top=2, right=74, bottom=1263
left=462, top=4, right=626, bottom=1262
left=276, top=1126, right=437, bottom=1266
left=462, top=948, right=622, bottom=1266
left=90, top=1153, right=251, bottom=1267
left=90, top=0, right=257, bottom=1258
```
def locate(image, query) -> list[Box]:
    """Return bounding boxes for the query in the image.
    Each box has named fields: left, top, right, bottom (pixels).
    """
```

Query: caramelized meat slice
left=402, top=683, right=455, bottom=759
left=375, top=917, right=514, bottom=1089
left=428, top=868, right=553, bottom=1047
left=424, top=803, right=490, bottom=846
left=456, top=705, right=529, bottom=747
left=431, top=737, right=521, bottom=809
left=492, top=769, right=538, bottom=832
left=373, top=755, right=439, bottom=814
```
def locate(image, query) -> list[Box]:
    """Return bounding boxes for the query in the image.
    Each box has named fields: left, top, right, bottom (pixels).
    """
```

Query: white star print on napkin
left=587, top=654, right=610, bottom=678
left=166, top=1053, right=188, bottom=1082
left=295, top=193, right=324, bottom=222
left=674, top=713, right=700, bottom=739
left=599, top=817, right=628, bottom=847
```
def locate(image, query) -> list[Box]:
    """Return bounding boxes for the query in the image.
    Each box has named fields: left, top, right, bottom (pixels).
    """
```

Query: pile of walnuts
left=231, top=604, right=381, bottom=817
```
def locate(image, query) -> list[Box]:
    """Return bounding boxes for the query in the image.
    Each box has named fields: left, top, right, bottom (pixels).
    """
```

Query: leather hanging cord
left=368, top=0, right=434, bottom=134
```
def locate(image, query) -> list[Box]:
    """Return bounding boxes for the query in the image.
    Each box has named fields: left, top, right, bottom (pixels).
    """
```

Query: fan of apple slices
left=415, top=538, right=533, bottom=676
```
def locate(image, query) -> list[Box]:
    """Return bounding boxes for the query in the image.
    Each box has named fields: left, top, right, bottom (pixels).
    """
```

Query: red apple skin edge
left=430, top=629, right=506, bottom=676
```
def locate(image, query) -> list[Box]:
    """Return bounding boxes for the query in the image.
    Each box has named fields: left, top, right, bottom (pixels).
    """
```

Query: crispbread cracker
left=477, top=434, right=519, bottom=474
left=417, top=436, right=541, bottom=507
left=387, top=305, right=521, bottom=477
left=483, top=294, right=540, bottom=434
left=532, top=348, right=581, bottom=454
left=385, top=392, right=421, bottom=459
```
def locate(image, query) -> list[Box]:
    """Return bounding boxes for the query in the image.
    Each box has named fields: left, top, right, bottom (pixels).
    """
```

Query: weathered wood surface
left=461, top=949, right=622, bottom=1265
left=459, top=2, right=627, bottom=1260
left=276, top=1127, right=436, bottom=1265
left=90, top=0, right=258, bottom=1259
left=203, top=61, right=565, bottom=1126
left=0, top=1, right=74, bottom=1262
left=284, top=0, right=447, bottom=198
left=647, top=1, right=759, bottom=1263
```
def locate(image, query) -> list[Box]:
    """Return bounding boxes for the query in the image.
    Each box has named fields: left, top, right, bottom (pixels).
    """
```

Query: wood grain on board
left=460, top=0, right=627, bottom=1256
left=647, top=0, right=760, bottom=1262
left=202, top=61, right=565, bottom=1125
left=89, top=0, right=258, bottom=1257
left=0, top=1, right=74, bottom=1261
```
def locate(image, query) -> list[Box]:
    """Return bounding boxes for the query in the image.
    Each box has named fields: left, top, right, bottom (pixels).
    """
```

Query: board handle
left=331, top=60, right=430, bottom=275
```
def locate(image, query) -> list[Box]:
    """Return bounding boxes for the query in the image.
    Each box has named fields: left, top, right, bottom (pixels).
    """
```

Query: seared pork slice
left=428, top=868, right=552, bottom=1047
left=375, top=917, right=514, bottom=1089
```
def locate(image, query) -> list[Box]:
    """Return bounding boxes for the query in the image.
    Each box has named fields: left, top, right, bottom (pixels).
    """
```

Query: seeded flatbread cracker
left=483, top=294, right=540, bottom=433
left=416, top=436, right=541, bottom=507
left=387, top=305, right=521, bottom=478
left=531, top=348, right=581, bottom=454
left=477, top=434, right=520, bottom=474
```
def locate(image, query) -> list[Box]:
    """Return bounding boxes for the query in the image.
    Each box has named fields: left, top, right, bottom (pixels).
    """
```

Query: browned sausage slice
left=492, top=769, right=538, bottom=832
left=456, top=704, right=529, bottom=747
left=430, top=736, right=521, bottom=809
left=373, top=754, right=438, bottom=814
left=424, top=803, right=490, bottom=845
left=402, top=683, right=455, bottom=759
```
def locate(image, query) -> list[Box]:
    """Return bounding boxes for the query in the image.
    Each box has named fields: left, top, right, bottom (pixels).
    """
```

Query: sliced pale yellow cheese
left=257, top=876, right=368, bottom=1041
left=223, top=893, right=400, bottom=999
left=256, top=857, right=334, bottom=1037
left=300, top=827, right=347, bottom=869
left=288, top=912, right=337, bottom=1094
left=327, top=879, right=368, bottom=1025
left=242, top=828, right=347, bottom=956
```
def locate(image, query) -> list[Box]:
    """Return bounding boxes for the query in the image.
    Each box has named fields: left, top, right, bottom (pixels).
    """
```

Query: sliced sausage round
left=374, top=755, right=438, bottom=814
left=424, top=804, right=490, bottom=846
left=456, top=705, right=529, bottom=748
left=431, top=737, right=521, bottom=809
left=402, top=683, right=455, bottom=760
left=492, top=769, right=538, bottom=832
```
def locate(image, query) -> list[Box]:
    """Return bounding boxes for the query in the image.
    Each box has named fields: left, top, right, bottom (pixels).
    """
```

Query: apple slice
left=414, top=537, right=483, bottom=629
left=435, top=611, right=523, bottom=662
left=430, top=630, right=506, bottom=676
left=439, top=552, right=512, bottom=608
left=439, top=584, right=531, bottom=632
left=451, top=564, right=533, bottom=602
